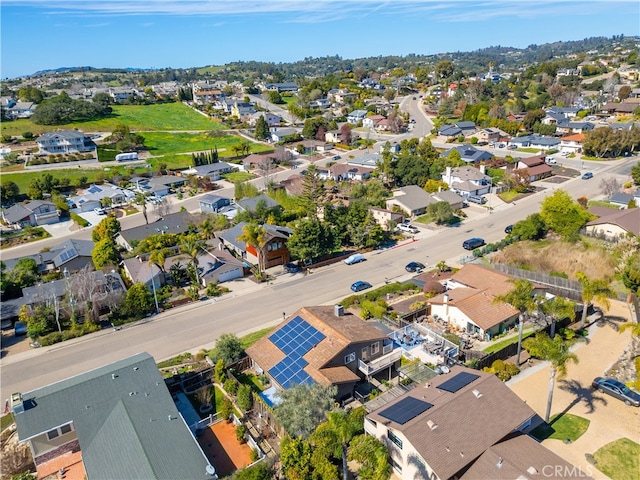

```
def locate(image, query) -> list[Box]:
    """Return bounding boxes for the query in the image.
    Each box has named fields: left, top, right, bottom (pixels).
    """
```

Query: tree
left=228, top=462, right=274, bottom=480
left=618, top=85, right=632, bottom=101
left=435, top=60, right=454, bottom=79
left=210, top=333, right=244, bottom=365
left=523, top=333, right=579, bottom=422
left=540, top=190, right=593, bottom=241
left=135, top=192, right=149, bottom=224
left=310, top=407, right=366, bottom=480
left=91, top=216, right=121, bottom=242
left=348, top=434, right=391, bottom=480
left=274, top=383, right=337, bottom=439
left=148, top=248, right=169, bottom=273
left=0, top=180, right=19, bottom=205
left=576, top=272, right=614, bottom=329
left=267, top=90, right=283, bottom=104
left=512, top=213, right=547, bottom=240
left=424, top=179, right=448, bottom=193
left=287, top=218, right=333, bottom=265
left=539, top=296, right=575, bottom=339
left=28, top=173, right=60, bottom=200
left=621, top=253, right=640, bottom=293
left=121, top=282, right=153, bottom=319
left=599, top=177, right=621, bottom=198
left=237, top=223, right=268, bottom=273
left=254, top=115, right=270, bottom=140
left=631, top=162, right=640, bottom=185
left=339, top=124, right=352, bottom=145
left=180, top=236, right=203, bottom=286
left=494, top=279, right=537, bottom=365
left=426, top=201, right=455, bottom=225
left=92, top=238, right=120, bottom=269
left=280, top=436, right=315, bottom=480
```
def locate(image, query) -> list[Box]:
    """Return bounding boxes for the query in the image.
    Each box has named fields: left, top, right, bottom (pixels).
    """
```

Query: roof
left=518, top=155, right=545, bottom=167
left=609, top=192, right=634, bottom=205
left=460, top=433, right=592, bottom=480
left=561, top=133, right=586, bottom=142
left=237, top=193, right=280, bottom=212
left=525, top=163, right=553, bottom=177
left=51, top=239, right=94, bottom=267
left=442, top=145, right=493, bottom=163
left=37, top=130, right=86, bottom=141
left=118, top=211, right=201, bottom=244
left=447, top=263, right=519, bottom=297
left=246, top=306, right=387, bottom=388
left=218, top=222, right=292, bottom=251
left=431, top=190, right=464, bottom=205
left=390, top=185, right=435, bottom=211
left=367, top=366, right=535, bottom=480
left=13, top=353, right=212, bottom=480
left=586, top=207, right=640, bottom=235
left=185, top=162, right=233, bottom=175
left=199, top=194, right=231, bottom=206
left=438, top=125, right=461, bottom=136
left=1, top=203, right=33, bottom=223
left=448, top=166, right=490, bottom=182
left=347, top=153, right=381, bottom=168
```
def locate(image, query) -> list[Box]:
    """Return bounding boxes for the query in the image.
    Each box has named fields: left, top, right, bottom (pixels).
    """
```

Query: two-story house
left=1, top=200, right=59, bottom=227
left=36, top=130, right=95, bottom=155
left=218, top=221, right=291, bottom=270
left=441, top=165, right=492, bottom=197
left=440, top=144, right=493, bottom=164
left=515, top=155, right=553, bottom=182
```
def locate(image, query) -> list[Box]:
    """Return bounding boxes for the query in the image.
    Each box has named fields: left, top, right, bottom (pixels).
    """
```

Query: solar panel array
left=437, top=372, right=480, bottom=393
left=268, top=316, right=325, bottom=389
left=88, top=185, right=102, bottom=194
left=379, top=397, right=433, bottom=425
left=59, top=248, right=77, bottom=263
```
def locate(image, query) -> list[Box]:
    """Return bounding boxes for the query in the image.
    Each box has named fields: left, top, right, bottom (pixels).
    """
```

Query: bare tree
left=153, top=197, right=171, bottom=218
left=38, top=283, right=62, bottom=333
left=257, top=156, right=277, bottom=189
left=599, top=177, right=621, bottom=198
left=1, top=437, right=35, bottom=478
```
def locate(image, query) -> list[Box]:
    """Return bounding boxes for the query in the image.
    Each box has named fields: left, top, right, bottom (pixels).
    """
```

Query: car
left=405, top=261, right=425, bottom=273
left=592, top=377, right=640, bottom=407
left=507, top=144, right=517, bottom=150
left=477, top=141, right=489, bottom=146
left=561, top=151, right=569, bottom=157
left=498, top=143, right=506, bottom=148
left=14, top=321, right=27, bottom=336
left=462, top=237, right=485, bottom=250
left=283, top=262, right=300, bottom=273
left=398, top=223, right=419, bottom=234
left=545, top=156, right=557, bottom=164
left=350, top=281, right=372, bottom=292
left=582, top=172, right=594, bottom=180
left=93, top=207, right=106, bottom=215
left=505, top=225, right=513, bottom=234
left=332, top=155, right=341, bottom=160
left=344, top=253, right=365, bottom=265
left=467, top=195, right=487, bottom=205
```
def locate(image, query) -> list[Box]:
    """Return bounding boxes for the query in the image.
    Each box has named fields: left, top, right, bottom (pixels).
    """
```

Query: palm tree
left=493, top=279, right=537, bottom=365
left=310, top=408, right=366, bottom=480
left=237, top=223, right=268, bottom=273
left=148, top=248, right=169, bottom=273
left=523, top=333, right=579, bottom=422
left=539, top=296, right=575, bottom=339
left=199, top=216, right=216, bottom=240
left=619, top=321, right=640, bottom=337
left=134, top=192, right=148, bottom=224
left=576, top=272, right=615, bottom=329
left=180, top=236, right=202, bottom=287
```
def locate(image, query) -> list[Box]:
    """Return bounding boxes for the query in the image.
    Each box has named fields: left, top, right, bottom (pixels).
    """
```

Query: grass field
left=594, top=438, right=640, bottom=480
left=0, top=103, right=224, bottom=137
left=530, top=413, right=590, bottom=442
left=144, top=132, right=256, bottom=157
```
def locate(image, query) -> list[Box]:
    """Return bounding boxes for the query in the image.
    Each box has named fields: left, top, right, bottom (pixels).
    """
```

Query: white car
left=398, top=224, right=419, bottom=234
left=94, top=207, right=106, bottom=215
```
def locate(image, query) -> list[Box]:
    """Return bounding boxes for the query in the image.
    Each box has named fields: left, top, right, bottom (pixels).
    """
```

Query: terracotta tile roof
left=447, top=263, right=516, bottom=297
left=246, top=306, right=386, bottom=387
left=368, top=366, right=535, bottom=480
left=562, top=133, right=585, bottom=142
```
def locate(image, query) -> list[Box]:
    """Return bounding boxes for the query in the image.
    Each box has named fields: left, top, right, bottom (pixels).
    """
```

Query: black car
left=592, top=377, right=640, bottom=406
left=462, top=238, right=485, bottom=250
left=505, top=225, right=513, bottom=234
left=405, top=262, right=425, bottom=273
left=283, top=262, right=300, bottom=273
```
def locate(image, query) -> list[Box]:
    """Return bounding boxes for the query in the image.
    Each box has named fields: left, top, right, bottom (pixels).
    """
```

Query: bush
left=235, top=424, right=247, bottom=443
left=22, top=131, right=34, bottom=139
left=237, top=384, right=253, bottom=412
left=483, top=359, right=520, bottom=381
left=224, top=378, right=238, bottom=396
left=70, top=212, right=90, bottom=227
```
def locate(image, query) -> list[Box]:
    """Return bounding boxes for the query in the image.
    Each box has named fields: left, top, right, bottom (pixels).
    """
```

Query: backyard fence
left=491, top=262, right=584, bottom=301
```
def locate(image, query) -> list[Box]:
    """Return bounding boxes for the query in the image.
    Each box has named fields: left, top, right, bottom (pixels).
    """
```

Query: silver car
left=592, top=377, right=640, bottom=407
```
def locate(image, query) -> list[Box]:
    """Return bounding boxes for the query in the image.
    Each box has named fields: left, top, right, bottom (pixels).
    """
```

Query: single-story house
left=441, top=165, right=491, bottom=197
left=270, top=127, right=300, bottom=143
left=515, top=155, right=553, bottom=182
left=11, top=352, right=214, bottom=480
left=455, top=121, right=476, bottom=134
left=231, top=101, right=256, bottom=118
left=134, top=175, right=188, bottom=197
left=508, top=135, right=560, bottom=151
left=261, top=82, right=298, bottom=92
left=585, top=207, right=640, bottom=240
left=317, top=164, right=374, bottom=182
left=386, top=185, right=435, bottom=218
left=246, top=305, right=393, bottom=402
left=36, top=130, right=94, bottom=155
left=608, top=192, right=635, bottom=209
left=116, top=211, right=202, bottom=251
left=431, top=189, right=465, bottom=210
left=199, top=194, right=232, bottom=214
left=2, top=200, right=59, bottom=227
left=441, top=144, right=493, bottom=164
left=7, top=101, right=36, bottom=119
left=121, top=257, right=164, bottom=290
left=556, top=120, right=595, bottom=135
left=236, top=193, right=281, bottom=214
left=2, top=239, right=94, bottom=274
left=69, top=183, right=135, bottom=213
left=560, top=133, right=585, bottom=154
left=181, top=162, right=234, bottom=181
left=437, top=125, right=462, bottom=138
left=346, top=152, right=381, bottom=169
left=248, top=112, right=281, bottom=127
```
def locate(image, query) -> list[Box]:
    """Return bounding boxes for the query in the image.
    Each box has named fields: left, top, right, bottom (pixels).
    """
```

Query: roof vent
left=527, top=466, right=538, bottom=474
left=11, top=393, right=24, bottom=415
left=497, top=457, right=503, bottom=468
left=112, top=374, right=118, bottom=379
left=460, top=452, right=464, bottom=458
left=427, top=420, right=438, bottom=431
left=334, top=304, right=344, bottom=317
left=133, top=367, right=139, bottom=371
left=129, top=392, right=136, bottom=396
left=472, top=389, right=482, bottom=398
left=445, top=446, right=450, bottom=452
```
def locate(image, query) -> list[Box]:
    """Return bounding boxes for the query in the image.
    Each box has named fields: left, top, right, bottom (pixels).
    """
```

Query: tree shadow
left=555, top=378, right=608, bottom=420
left=596, top=314, right=626, bottom=331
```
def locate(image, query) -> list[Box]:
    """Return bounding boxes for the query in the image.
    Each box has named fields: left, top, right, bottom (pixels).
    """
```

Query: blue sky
left=1, top=1, right=639, bottom=79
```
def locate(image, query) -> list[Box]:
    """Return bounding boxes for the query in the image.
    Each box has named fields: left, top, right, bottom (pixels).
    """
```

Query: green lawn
left=593, top=438, right=640, bottom=480
left=498, top=190, right=520, bottom=202
left=530, top=413, right=590, bottom=442
left=1, top=103, right=223, bottom=137
left=143, top=131, right=271, bottom=158
left=482, top=328, right=535, bottom=354
left=239, top=327, right=274, bottom=350
left=1, top=413, right=14, bottom=431
left=224, top=171, right=255, bottom=183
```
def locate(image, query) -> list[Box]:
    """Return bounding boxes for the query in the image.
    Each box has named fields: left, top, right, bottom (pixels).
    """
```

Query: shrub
left=235, top=424, right=247, bottom=443
left=236, top=384, right=253, bottom=412
left=483, top=359, right=520, bottom=381
left=70, top=212, right=90, bottom=227
left=224, top=378, right=238, bottom=396
left=22, top=131, right=34, bottom=140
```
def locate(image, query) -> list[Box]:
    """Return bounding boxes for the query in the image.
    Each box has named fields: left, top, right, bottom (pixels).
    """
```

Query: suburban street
left=1, top=93, right=638, bottom=399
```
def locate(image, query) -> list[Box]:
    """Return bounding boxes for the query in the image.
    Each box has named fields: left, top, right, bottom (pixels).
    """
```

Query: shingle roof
left=14, top=352, right=212, bottom=480
left=586, top=207, right=640, bottom=235
left=367, top=367, right=535, bottom=480
left=391, top=185, right=435, bottom=211
left=237, top=194, right=280, bottom=212
left=1, top=204, right=33, bottom=223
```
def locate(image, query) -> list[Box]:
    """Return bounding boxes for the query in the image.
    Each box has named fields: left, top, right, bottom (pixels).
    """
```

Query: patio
left=197, top=421, right=253, bottom=478
left=390, top=324, right=459, bottom=366
left=36, top=449, right=85, bottom=480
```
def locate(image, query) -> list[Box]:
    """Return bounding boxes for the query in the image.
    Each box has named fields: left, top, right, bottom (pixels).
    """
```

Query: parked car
left=504, top=224, right=513, bottom=234
left=592, top=377, right=640, bottom=407
left=283, top=262, right=300, bottom=273
left=350, top=281, right=372, bottom=292
left=467, top=195, right=487, bottom=205
left=545, top=156, right=557, bottom=164
left=405, top=261, right=425, bottom=273
left=497, top=143, right=506, bottom=148
left=582, top=172, right=594, bottom=180
left=398, top=223, right=419, bottom=234
left=507, top=144, right=517, bottom=150
left=93, top=207, right=106, bottom=215
left=477, top=141, right=489, bottom=146
left=14, top=321, right=27, bottom=336
left=462, top=237, right=485, bottom=250
left=332, top=155, right=341, bottom=160
left=344, top=253, right=365, bottom=265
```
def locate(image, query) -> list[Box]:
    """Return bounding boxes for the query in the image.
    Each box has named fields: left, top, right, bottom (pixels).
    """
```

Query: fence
left=491, top=263, right=584, bottom=301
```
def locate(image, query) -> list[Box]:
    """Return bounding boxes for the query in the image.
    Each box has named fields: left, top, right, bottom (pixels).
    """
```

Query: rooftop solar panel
left=436, top=372, right=480, bottom=393
left=379, top=397, right=433, bottom=425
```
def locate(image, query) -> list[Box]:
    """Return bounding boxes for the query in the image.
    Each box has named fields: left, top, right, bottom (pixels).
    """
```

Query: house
left=7, top=101, right=36, bottom=119
left=609, top=192, right=635, bottom=208
left=508, top=135, right=560, bottom=151
left=246, top=305, right=393, bottom=402
left=199, top=194, right=232, bottom=214
left=261, top=82, right=298, bottom=93
left=1, top=200, right=59, bottom=227
left=515, top=155, right=553, bottom=182
left=192, top=88, right=224, bottom=106
left=363, top=114, right=385, bottom=130
left=347, top=110, right=368, bottom=124
left=455, top=121, right=476, bottom=134
left=69, top=183, right=134, bottom=213
left=181, top=162, right=234, bottom=181
left=108, top=86, right=137, bottom=102
left=2, top=239, right=94, bottom=274
left=585, top=207, right=640, bottom=240
left=11, top=352, right=214, bottom=480
left=437, top=125, right=462, bottom=138
left=547, top=106, right=582, bottom=118
left=36, top=130, right=94, bottom=155
left=347, top=152, right=381, bottom=169
left=385, top=185, right=435, bottom=218
left=431, top=189, right=465, bottom=210
left=364, top=366, right=588, bottom=480
left=231, top=101, right=256, bottom=118
left=317, top=164, right=374, bottom=182
left=476, top=128, right=502, bottom=143
left=427, top=263, right=545, bottom=339
left=116, top=211, right=202, bottom=251
left=196, top=242, right=246, bottom=285
left=441, top=165, right=492, bottom=197
left=248, top=112, right=281, bottom=127
left=328, top=89, right=357, bottom=104
left=134, top=175, right=188, bottom=197
left=270, top=127, right=300, bottom=143
left=440, top=144, right=493, bottom=164
left=369, top=207, right=405, bottom=231
left=121, top=257, right=165, bottom=290
left=278, top=175, right=306, bottom=196
left=556, top=120, right=595, bottom=135
left=218, top=222, right=292, bottom=270
left=236, top=193, right=281, bottom=214
left=560, top=133, right=585, bottom=154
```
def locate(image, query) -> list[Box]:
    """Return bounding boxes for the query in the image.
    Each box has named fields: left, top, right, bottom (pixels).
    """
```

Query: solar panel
left=88, top=186, right=101, bottom=194
left=437, top=372, right=480, bottom=393
left=379, top=397, right=433, bottom=425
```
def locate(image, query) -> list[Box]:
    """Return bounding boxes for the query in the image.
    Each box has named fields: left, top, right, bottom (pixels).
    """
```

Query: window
left=344, top=352, right=356, bottom=364
left=371, top=342, right=380, bottom=355
left=361, top=347, right=368, bottom=360
left=46, top=429, right=59, bottom=441
left=267, top=244, right=272, bottom=251
left=60, top=424, right=72, bottom=435
left=46, top=424, right=74, bottom=440
left=388, top=429, right=403, bottom=449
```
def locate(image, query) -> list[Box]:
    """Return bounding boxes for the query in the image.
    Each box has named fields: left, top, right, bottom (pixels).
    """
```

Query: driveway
left=508, top=300, right=638, bottom=479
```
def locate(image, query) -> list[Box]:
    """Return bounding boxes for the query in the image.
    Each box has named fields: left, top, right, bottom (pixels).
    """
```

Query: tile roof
left=367, top=367, right=535, bottom=480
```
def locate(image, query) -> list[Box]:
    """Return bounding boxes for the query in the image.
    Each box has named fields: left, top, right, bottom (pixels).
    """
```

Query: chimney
left=334, top=304, right=344, bottom=317
left=11, top=393, right=24, bottom=414
left=444, top=293, right=449, bottom=316
left=445, top=166, right=452, bottom=181
left=479, top=164, right=486, bottom=174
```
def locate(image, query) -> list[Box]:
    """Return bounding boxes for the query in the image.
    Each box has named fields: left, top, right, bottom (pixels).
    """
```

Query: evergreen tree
left=254, top=115, right=270, bottom=140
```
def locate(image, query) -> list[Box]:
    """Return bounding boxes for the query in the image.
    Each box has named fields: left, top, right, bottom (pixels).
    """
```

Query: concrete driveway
left=508, top=300, right=638, bottom=480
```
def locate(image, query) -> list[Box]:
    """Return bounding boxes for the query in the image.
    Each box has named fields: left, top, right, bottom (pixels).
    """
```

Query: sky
left=1, top=1, right=639, bottom=80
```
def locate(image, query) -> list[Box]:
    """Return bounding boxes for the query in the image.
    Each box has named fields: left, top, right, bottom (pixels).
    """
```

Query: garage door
left=218, top=267, right=243, bottom=283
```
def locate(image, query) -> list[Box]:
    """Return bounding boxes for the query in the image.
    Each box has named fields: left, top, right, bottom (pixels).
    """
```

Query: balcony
left=358, top=348, right=402, bottom=376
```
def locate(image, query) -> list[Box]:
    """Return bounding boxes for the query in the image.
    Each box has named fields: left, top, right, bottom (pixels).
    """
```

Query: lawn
left=482, top=327, right=535, bottom=354
left=530, top=413, right=590, bottom=442
left=498, top=190, right=520, bottom=202
left=224, top=171, right=255, bottom=183
left=593, top=438, right=640, bottom=480
left=239, top=327, right=274, bottom=350
left=0, top=103, right=223, bottom=137
left=143, top=131, right=271, bottom=157
left=0, top=413, right=14, bottom=431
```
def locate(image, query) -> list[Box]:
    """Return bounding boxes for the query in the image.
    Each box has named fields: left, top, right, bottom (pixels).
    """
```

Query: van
left=467, top=195, right=487, bottom=205
left=462, top=238, right=485, bottom=250
left=545, top=156, right=556, bottom=164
